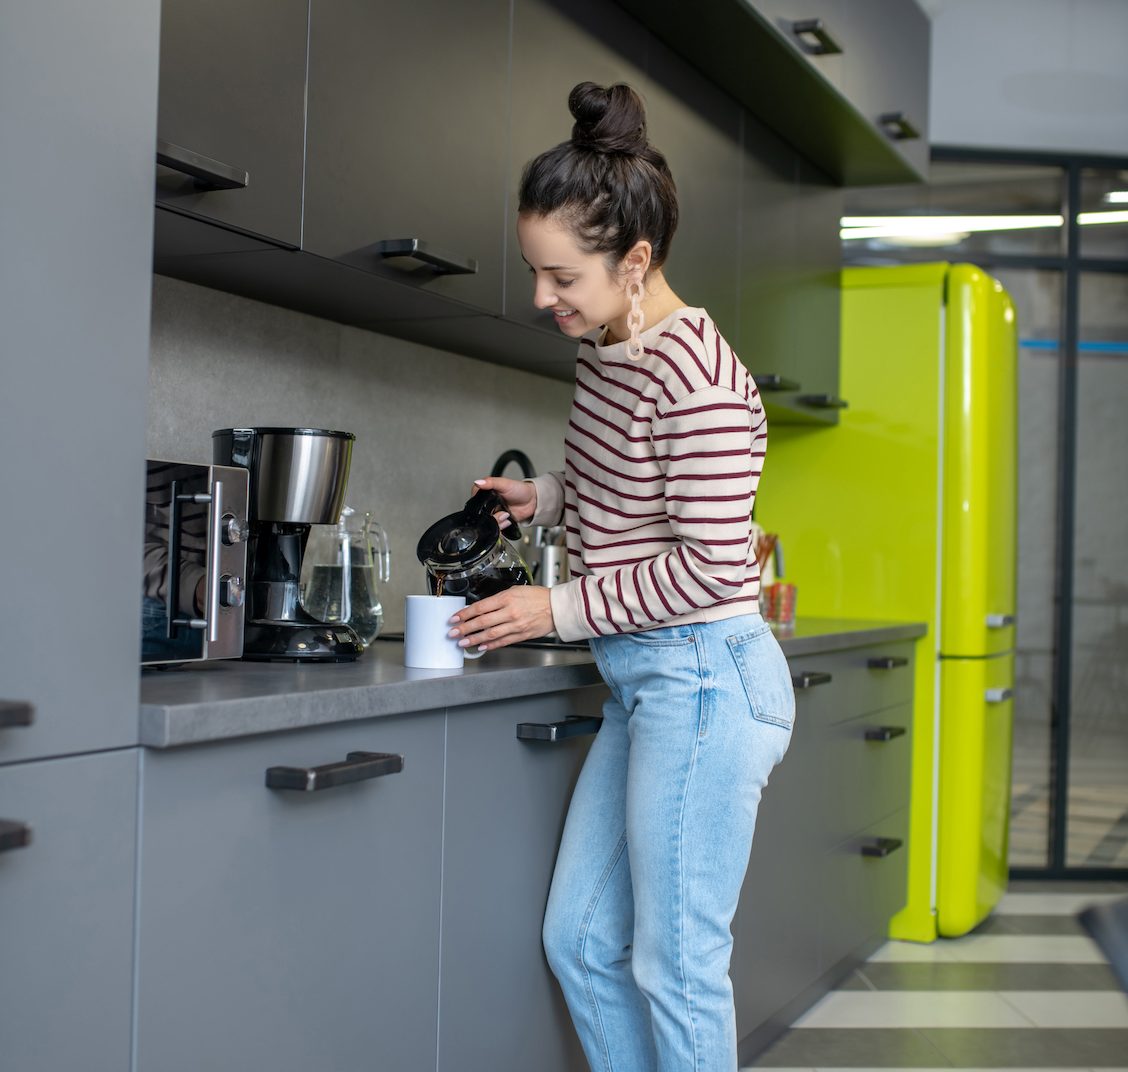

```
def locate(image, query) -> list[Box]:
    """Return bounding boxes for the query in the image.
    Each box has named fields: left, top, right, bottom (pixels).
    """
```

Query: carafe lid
left=416, top=489, right=521, bottom=569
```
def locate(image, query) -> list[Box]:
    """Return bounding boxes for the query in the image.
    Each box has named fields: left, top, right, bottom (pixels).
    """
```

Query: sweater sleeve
left=549, top=385, right=760, bottom=641
left=528, top=471, right=565, bottom=527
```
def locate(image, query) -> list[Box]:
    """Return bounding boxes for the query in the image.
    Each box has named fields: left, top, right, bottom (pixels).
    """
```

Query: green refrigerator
left=760, top=263, right=1018, bottom=941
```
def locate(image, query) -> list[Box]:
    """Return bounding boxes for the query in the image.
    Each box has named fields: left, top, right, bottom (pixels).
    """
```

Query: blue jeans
left=543, top=615, right=795, bottom=1071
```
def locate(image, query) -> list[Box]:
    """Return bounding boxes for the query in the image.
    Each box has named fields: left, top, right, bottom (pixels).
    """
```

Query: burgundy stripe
left=578, top=533, right=672, bottom=552
left=714, top=329, right=722, bottom=386
left=668, top=515, right=752, bottom=526
left=674, top=545, right=724, bottom=600
left=601, top=357, right=678, bottom=406
left=663, top=555, right=699, bottom=609
left=579, top=580, right=600, bottom=635
left=577, top=378, right=654, bottom=426
left=568, top=421, right=666, bottom=466
left=647, top=558, right=678, bottom=617
left=578, top=356, right=660, bottom=409
left=575, top=489, right=666, bottom=523
left=652, top=426, right=751, bottom=441
left=631, top=562, right=657, bottom=623
left=576, top=514, right=669, bottom=538
left=581, top=338, right=596, bottom=348
left=657, top=447, right=752, bottom=462
left=666, top=491, right=753, bottom=503
left=596, top=574, right=615, bottom=627
left=663, top=401, right=749, bottom=418
left=657, top=334, right=710, bottom=384
left=566, top=467, right=664, bottom=503
left=573, top=398, right=650, bottom=444
left=664, top=469, right=755, bottom=482
left=682, top=316, right=706, bottom=343
left=565, top=438, right=667, bottom=484
left=616, top=570, right=637, bottom=628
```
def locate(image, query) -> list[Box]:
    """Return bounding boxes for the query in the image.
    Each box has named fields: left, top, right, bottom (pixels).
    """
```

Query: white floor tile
left=995, top=891, right=1128, bottom=916
left=998, top=990, right=1128, bottom=1028
left=868, top=934, right=1106, bottom=963
left=790, top=990, right=1035, bottom=1029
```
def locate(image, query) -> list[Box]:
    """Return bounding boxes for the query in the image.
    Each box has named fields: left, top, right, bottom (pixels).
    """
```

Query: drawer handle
left=373, top=238, right=478, bottom=276
left=865, top=725, right=907, bottom=742
left=861, top=836, right=903, bottom=858
left=797, top=393, right=849, bottom=410
left=867, top=656, right=908, bottom=670
left=792, top=671, right=832, bottom=689
left=0, top=701, right=35, bottom=729
left=985, top=688, right=1014, bottom=704
left=789, top=18, right=843, bottom=55
left=517, top=716, right=603, bottom=743
left=0, top=819, right=33, bottom=854
left=156, top=138, right=249, bottom=190
left=265, top=751, right=404, bottom=792
left=752, top=373, right=801, bottom=392
left=986, top=613, right=1016, bottom=628
left=878, top=112, right=921, bottom=141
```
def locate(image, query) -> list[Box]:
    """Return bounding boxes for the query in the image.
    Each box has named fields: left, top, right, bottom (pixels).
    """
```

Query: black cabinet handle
left=791, top=671, right=832, bottom=689
left=373, top=239, right=478, bottom=276
left=789, top=18, right=843, bottom=55
left=265, top=751, right=404, bottom=792
left=517, top=716, right=603, bottom=743
left=986, top=613, right=1016, bottom=629
left=878, top=112, right=921, bottom=141
left=156, top=138, right=249, bottom=190
left=865, top=726, right=907, bottom=742
left=867, top=656, right=909, bottom=670
left=798, top=394, right=849, bottom=409
left=861, top=836, right=903, bottom=858
left=0, top=819, right=33, bottom=854
left=753, top=374, right=801, bottom=392
left=0, top=701, right=34, bottom=728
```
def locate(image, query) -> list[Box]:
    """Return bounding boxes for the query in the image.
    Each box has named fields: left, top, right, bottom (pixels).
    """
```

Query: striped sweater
left=531, top=306, right=767, bottom=642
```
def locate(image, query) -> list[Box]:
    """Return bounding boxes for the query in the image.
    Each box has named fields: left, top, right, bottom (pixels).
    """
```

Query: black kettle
left=416, top=489, right=532, bottom=602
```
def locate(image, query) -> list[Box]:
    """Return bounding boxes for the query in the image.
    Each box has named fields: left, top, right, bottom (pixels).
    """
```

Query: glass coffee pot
left=300, top=506, right=391, bottom=647
left=416, top=489, right=532, bottom=602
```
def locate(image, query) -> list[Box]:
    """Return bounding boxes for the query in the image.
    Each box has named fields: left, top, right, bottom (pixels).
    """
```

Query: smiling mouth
left=553, top=308, right=577, bottom=319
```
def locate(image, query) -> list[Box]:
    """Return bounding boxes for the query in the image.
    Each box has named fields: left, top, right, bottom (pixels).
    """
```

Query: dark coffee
left=429, top=563, right=528, bottom=603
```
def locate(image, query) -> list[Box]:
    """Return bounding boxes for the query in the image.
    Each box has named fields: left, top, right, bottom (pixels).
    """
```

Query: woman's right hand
left=472, top=476, right=538, bottom=524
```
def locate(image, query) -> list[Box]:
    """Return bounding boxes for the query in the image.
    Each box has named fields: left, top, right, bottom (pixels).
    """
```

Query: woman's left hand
left=449, top=585, right=555, bottom=652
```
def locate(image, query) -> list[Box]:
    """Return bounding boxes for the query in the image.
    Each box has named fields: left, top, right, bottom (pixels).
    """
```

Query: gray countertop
left=139, top=617, right=925, bottom=748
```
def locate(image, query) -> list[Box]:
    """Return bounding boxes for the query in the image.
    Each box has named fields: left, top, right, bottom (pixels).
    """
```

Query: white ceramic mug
left=404, top=594, right=486, bottom=668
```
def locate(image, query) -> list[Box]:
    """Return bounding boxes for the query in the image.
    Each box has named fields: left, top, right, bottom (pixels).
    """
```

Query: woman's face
left=517, top=213, right=629, bottom=340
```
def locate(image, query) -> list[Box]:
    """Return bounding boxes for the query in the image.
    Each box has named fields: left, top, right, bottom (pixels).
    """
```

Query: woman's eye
left=555, top=278, right=575, bottom=289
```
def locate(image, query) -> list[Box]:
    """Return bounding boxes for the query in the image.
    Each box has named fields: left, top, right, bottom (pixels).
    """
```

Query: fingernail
left=449, top=615, right=460, bottom=623
left=447, top=628, right=459, bottom=638
left=474, top=479, right=487, bottom=486
left=457, top=639, right=470, bottom=648
left=477, top=645, right=488, bottom=652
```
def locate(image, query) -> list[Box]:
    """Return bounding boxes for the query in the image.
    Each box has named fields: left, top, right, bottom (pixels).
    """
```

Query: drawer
left=821, top=702, right=912, bottom=849
left=789, top=641, right=915, bottom=726
left=819, top=807, right=910, bottom=970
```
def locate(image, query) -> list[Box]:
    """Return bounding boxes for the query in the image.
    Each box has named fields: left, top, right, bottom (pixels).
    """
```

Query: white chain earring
left=626, top=279, right=645, bottom=360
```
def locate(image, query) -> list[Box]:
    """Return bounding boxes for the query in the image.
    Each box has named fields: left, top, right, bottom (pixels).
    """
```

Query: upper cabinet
left=156, top=0, right=308, bottom=246
left=302, top=0, right=510, bottom=314
left=614, top=0, right=931, bottom=185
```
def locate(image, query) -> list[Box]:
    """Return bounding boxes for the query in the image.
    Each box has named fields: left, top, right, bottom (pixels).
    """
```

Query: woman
left=450, top=81, right=795, bottom=1071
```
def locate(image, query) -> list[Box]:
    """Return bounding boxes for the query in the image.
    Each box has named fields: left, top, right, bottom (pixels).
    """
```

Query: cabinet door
left=506, top=0, right=647, bottom=336
left=303, top=0, right=509, bottom=314
left=748, top=0, right=846, bottom=92
left=135, top=715, right=445, bottom=1072
left=642, top=41, right=743, bottom=341
left=732, top=673, right=823, bottom=1041
left=838, top=0, right=930, bottom=179
left=0, top=751, right=138, bottom=1072
left=438, top=690, right=602, bottom=1072
left=156, top=0, right=308, bottom=246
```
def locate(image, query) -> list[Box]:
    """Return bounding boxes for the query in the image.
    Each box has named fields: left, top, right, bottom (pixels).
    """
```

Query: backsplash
left=148, top=275, right=573, bottom=632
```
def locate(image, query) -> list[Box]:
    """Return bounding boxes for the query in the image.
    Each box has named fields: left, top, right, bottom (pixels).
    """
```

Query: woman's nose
left=532, top=278, right=556, bottom=309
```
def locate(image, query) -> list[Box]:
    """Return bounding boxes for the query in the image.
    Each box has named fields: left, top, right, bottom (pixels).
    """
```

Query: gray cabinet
left=733, top=639, right=914, bottom=1059
left=302, top=0, right=510, bottom=314
left=156, top=0, right=308, bottom=246
left=134, top=714, right=446, bottom=1072
left=0, top=751, right=139, bottom=1072
left=740, top=119, right=844, bottom=424
left=438, top=691, right=601, bottom=1071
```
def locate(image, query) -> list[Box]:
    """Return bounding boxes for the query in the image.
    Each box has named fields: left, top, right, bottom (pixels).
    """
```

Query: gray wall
left=920, top=0, right=1128, bottom=155
left=147, top=275, right=573, bottom=632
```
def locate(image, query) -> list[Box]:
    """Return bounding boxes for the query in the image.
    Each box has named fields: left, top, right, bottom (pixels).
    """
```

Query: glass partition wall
left=843, top=150, right=1128, bottom=878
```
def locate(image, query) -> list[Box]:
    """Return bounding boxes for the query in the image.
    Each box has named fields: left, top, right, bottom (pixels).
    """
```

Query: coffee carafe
left=212, top=427, right=364, bottom=661
left=416, top=489, right=532, bottom=602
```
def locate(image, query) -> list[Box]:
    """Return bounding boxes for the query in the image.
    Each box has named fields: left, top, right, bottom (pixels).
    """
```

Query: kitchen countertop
left=139, top=617, right=926, bottom=748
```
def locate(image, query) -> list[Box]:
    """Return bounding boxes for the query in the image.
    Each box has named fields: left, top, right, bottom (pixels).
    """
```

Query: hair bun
left=568, top=81, right=647, bottom=155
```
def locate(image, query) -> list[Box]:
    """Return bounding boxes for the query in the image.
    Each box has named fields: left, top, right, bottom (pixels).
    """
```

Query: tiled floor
left=742, top=882, right=1128, bottom=1070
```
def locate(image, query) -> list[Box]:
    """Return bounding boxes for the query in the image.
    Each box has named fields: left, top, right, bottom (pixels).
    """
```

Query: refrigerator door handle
left=985, top=687, right=1014, bottom=704
left=986, top=613, right=1016, bottom=628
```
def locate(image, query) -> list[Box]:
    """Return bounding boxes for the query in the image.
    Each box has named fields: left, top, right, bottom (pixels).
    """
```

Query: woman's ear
left=623, top=239, right=653, bottom=280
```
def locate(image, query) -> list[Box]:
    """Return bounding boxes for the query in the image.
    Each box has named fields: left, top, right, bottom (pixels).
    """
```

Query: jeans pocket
left=727, top=627, right=796, bottom=729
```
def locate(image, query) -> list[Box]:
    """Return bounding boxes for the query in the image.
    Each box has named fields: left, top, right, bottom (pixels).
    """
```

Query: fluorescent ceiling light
left=1102, top=190, right=1128, bottom=204
left=840, top=210, right=1128, bottom=241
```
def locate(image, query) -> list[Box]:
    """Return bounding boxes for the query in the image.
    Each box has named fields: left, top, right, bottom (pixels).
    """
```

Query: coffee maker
left=212, top=427, right=363, bottom=661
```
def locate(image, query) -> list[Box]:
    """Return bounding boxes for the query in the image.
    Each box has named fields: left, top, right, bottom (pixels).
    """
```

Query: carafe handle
left=365, top=518, right=392, bottom=583
left=464, top=489, right=522, bottom=542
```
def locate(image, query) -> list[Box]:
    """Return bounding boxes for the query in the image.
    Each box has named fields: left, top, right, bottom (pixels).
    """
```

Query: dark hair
left=518, top=82, right=678, bottom=272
